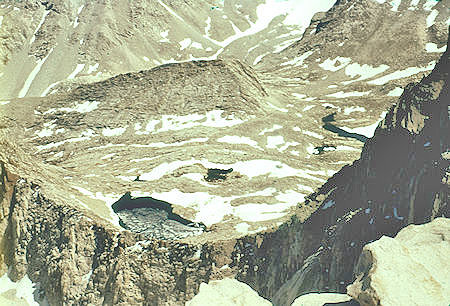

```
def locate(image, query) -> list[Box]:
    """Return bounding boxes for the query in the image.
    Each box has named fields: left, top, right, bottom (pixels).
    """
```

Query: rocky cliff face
left=0, top=1, right=448, bottom=305
left=0, top=160, right=212, bottom=305
left=267, top=33, right=449, bottom=305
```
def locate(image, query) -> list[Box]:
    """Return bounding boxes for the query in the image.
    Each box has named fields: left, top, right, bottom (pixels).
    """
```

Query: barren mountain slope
left=0, top=0, right=336, bottom=99
left=0, top=0, right=449, bottom=305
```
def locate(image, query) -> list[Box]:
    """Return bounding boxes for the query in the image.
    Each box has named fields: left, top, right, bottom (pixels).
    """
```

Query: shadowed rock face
left=266, top=35, right=449, bottom=306
left=204, top=168, right=234, bottom=181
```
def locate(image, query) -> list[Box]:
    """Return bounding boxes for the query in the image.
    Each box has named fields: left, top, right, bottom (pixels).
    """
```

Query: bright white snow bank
left=326, top=91, right=371, bottom=98
left=368, top=61, right=436, bottom=85
left=135, top=110, right=245, bottom=134
left=342, top=63, right=389, bottom=85
left=0, top=273, right=40, bottom=305
left=387, top=87, right=404, bottom=96
left=425, top=43, right=447, bottom=53
left=18, top=48, right=54, bottom=98
left=256, top=0, right=336, bottom=28
left=319, top=57, right=351, bottom=72
left=341, top=111, right=387, bottom=138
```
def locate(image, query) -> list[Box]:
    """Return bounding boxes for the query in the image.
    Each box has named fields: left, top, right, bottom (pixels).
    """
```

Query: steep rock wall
left=238, top=32, right=449, bottom=305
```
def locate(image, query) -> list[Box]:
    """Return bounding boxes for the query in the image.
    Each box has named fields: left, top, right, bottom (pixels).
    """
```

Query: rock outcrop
left=186, top=278, right=272, bottom=306
left=291, top=293, right=353, bottom=306
left=347, top=217, right=450, bottom=306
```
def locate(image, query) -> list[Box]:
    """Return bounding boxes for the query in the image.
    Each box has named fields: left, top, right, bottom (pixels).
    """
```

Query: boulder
left=347, top=218, right=450, bottom=306
left=292, top=292, right=353, bottom=306
left=186, top=278, right=272, bottom=306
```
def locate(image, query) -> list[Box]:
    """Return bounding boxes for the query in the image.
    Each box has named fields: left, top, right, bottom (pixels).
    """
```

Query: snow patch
left=87, top=63, right=99, bottom=74
left=253, top=53, right=269, bottom=65
left=280, top=51, right=314, bottom=67
left=344, top=106, right=366, bottom=115
left=368, top=61, right=436, bottom=85
left=423, top=0, right=439, bottom=11
left=68, top=64, right=85, bottom=79
left=179, top=38, right=192, bottom=50
left=326, top=91, right=371, bottom=98
left=36, top=137, right=91, bottom=151
left=387, top=87, right=404, bottom=96
left=18, top=48, right=54, bottom=98
left=259, top=124, right=282, bottom=135
left=319, top=57, right=351, bottom=72
left=181, top=173, right=219, bottom=188
left=341, top=111, right=387, bottom=138
left=425, top=42, right=447, bottom=53
left=130, top=138, right=208, bottom=148
left=302, top=130, right=324, bottom=139
left=30, top=10, right=50, bottom=44
left=72, top=186, right=121, bottom=226
left=266, top=135, right=285, bottom=149
left=235, top=222, right=250, bottom=234
left=158, top=0, right=185, bottom=22
left=217, top=135, right=262, bottom=150
left=342, top=63, right=389, bottom=85
left=140, top=159, right=325, bottom=183
left=0, top=273, right=39, bottom=305
left=266, top=101, right=289, bottom=112
left=40, top=81, right=60, bottom=97
left=44, top=101, right=99, bottom=113
left=426, top=9, right=438, bottom=27
left=135, top=110, right=244, bottom=135
left=292, top=93, right=307, bottom=99
left=102, top=127, right=126, bottom=137
left=390, top=0, right=402, bottom=11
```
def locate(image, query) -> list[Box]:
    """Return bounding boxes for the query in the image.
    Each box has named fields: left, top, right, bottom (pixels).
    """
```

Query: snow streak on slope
left=368, top=61, right=436, bottom=85
left=18, top=48, right=54, bottom=98
left=258, top=0, right=336, bottom=28
left=30, top=10, right=50, bottom=44
left=164, top=0, right=337, bottom=61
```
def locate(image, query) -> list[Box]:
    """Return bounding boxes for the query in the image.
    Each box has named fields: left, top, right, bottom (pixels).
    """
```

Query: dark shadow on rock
left=314, top=144, right=337, bottom=155
left=204, top=168, right=233, bottom=182
left=324, top=300, right=360, bottom=305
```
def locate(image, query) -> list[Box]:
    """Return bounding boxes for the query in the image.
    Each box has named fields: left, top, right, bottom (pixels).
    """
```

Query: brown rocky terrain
left=0, top=0, right=449, bottom=305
